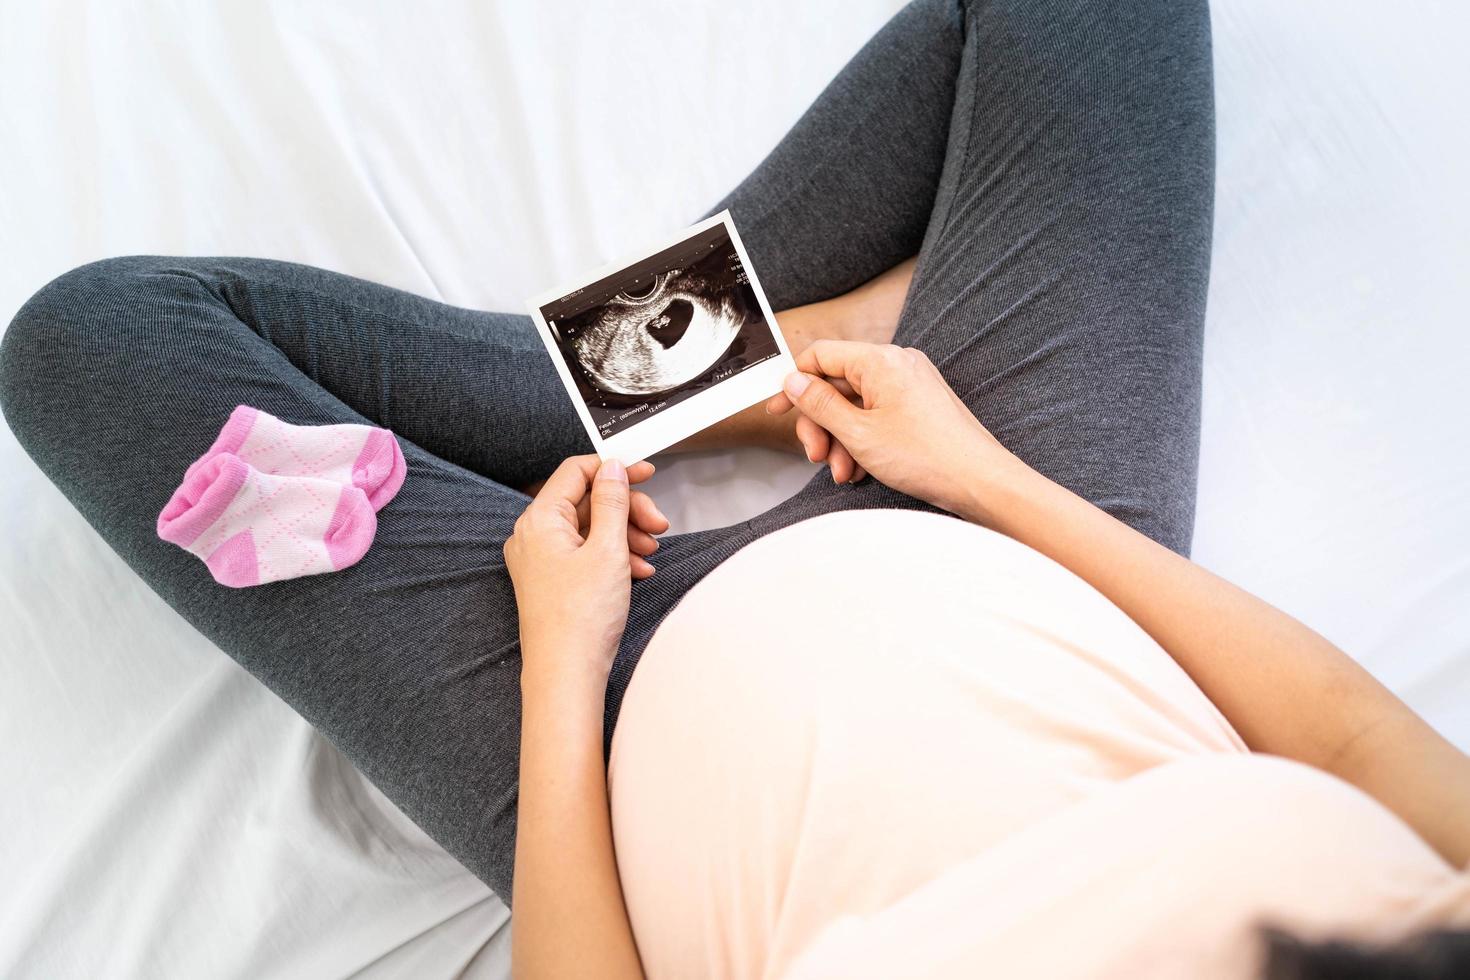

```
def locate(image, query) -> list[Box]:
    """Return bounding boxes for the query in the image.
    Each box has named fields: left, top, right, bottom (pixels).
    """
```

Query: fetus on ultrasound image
left=538, top=223, right=783, bottom=439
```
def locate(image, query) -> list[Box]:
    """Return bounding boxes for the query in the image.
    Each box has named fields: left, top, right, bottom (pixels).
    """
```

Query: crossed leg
left=0, top=0, right=1212, bottom=903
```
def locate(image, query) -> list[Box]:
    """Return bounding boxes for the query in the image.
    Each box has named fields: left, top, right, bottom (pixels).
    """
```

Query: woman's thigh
left=128, top=256, right=594, bottom=489
left=891, top=0, right=1216, bottom=554
left=703, top=0, right=966, bottom=309
left=0, top=256, right=554, bottom=898
left=705, top=0, right=1214, bottom=560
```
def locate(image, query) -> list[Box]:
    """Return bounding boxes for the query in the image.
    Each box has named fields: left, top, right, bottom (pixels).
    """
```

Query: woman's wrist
left=519, top=662, right=608, bottom=750
left=519, top=639, right=614, bottom=704
left=951, top=447, right=1046, bottom=530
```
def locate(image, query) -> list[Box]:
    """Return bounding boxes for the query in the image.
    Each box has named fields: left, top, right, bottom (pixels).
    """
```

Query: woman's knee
left=0, top=256, right=188, bottom=448
left=4, top=255, right=169, bottom=360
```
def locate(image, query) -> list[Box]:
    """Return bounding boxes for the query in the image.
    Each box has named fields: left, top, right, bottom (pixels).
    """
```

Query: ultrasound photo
left=530, top=214, right=790, bottom=458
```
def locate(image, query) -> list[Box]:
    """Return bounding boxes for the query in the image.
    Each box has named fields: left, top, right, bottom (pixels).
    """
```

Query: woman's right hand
left=765, top=339, right=1025, bottom=523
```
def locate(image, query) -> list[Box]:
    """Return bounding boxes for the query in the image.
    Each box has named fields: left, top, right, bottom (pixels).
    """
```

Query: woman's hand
left=765, top=339, right=1023, bottom=522
left=504, top=455, right=668, bottom=686
left=510, top=455, right=653, bottom=979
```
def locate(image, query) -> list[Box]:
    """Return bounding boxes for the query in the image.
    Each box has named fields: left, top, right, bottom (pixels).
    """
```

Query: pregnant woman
left=2, top=0, right=1466, bottom=977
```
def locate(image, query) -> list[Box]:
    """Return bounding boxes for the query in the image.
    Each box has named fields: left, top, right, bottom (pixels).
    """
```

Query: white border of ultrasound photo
left=525, top=210, right=797, bottom=466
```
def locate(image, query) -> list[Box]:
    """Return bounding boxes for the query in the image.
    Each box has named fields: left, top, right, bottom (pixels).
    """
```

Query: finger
left=766, top=375, right=858, bottom=418
left=795, top=414, right=831, bottom=463
left=628, top=526, right=659, bottom=557
left=521, top=495, right=588, bottom=547
left=627, top=460, right=656, bottom=485
left=572, top=481, right=666, bottom=532
left=577, top=492, right=664, bottom=533
left=537, top=454, right=600, bottom=507
left=827, top=437, right=867, bottom=484
left=538, top=455, right=653, bottom=506
left=631, top=555, right=656, bottom=580
left=784, top=371, right=865, bottom=438
left=630, top=490, right=670, bottom=534
left=793, top=339, right=886, bottom=390
left=828, top=440, right=856, bottom=484
left=587, top=458, right=631, bottom=550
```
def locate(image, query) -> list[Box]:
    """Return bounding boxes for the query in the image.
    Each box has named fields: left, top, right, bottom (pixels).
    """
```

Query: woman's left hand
left=504, top=455, right=667, bottom=686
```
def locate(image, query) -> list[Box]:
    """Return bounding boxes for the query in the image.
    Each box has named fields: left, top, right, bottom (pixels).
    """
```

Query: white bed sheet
left=1, top=1, right=1466, bottom=977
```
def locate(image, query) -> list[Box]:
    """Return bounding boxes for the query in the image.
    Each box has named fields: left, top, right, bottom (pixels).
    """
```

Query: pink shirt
left=608, top=510, right=1469, bottom=979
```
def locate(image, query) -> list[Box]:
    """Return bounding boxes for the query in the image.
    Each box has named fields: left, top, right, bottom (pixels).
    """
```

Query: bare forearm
left=514, top=665, right=643, bottom=979
left=963, top=456, right=1470, bottom=865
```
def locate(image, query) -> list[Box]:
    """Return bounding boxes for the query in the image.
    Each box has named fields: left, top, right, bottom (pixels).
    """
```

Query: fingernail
left=783, top=372, right=811, bottom=399
left=601, top=458, right=627, bottom=483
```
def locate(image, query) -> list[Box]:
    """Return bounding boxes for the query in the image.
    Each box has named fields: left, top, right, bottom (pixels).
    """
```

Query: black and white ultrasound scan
left=528, top=211, right=795, bottom=463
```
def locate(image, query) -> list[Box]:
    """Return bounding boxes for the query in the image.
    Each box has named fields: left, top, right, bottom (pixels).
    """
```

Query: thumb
left=588, top=458, right=631, bottom=550
left=784, top=372, right=862, bottom=437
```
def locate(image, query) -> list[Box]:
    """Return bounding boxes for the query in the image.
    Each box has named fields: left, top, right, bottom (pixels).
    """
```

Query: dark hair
left=1261, top=927, right=1470, bottom=979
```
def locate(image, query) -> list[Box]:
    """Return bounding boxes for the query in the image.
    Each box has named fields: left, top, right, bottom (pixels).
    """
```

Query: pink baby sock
left=184, top=406, right=405, bottom=512
left=158, top=453, right=376, bottom=587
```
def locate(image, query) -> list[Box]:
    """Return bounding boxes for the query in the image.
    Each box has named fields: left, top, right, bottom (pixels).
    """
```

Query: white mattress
left=1, top=2, right=1466, bottom=976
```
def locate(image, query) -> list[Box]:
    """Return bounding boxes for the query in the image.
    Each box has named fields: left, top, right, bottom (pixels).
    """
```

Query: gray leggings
left=0, top=0, right=1213, bottom=901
